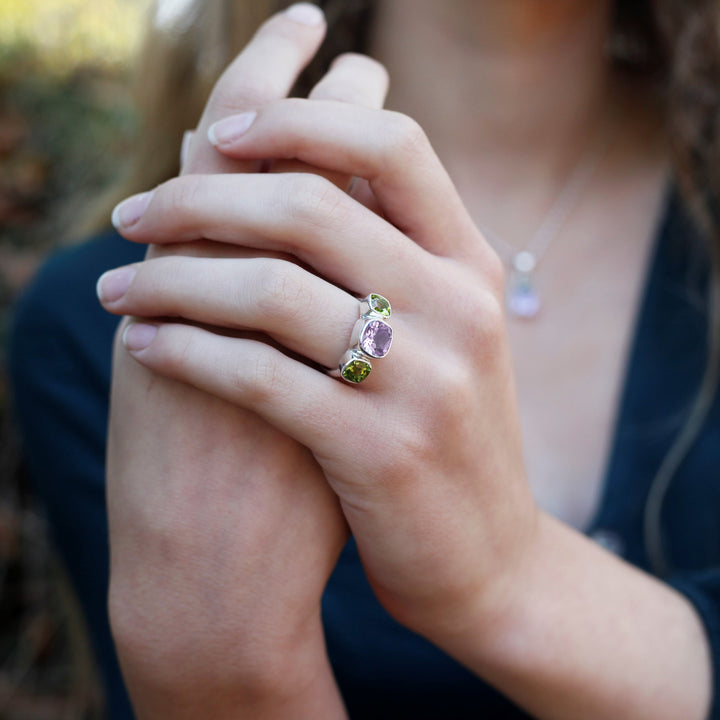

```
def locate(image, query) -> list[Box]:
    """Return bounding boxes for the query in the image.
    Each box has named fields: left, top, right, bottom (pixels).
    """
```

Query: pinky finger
left=122, top=321, right=348, bottom=452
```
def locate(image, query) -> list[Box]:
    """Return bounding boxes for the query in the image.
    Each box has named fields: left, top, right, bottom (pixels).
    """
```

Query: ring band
left=331, top=294, right=393, bottom=384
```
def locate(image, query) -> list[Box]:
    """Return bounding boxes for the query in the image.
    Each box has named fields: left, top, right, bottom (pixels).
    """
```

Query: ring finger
left=98, top=255, right=379, bottom=369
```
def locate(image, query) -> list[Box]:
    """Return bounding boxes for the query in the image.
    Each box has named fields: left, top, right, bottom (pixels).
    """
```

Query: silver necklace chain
left=479, top=122, right=618, bottom=318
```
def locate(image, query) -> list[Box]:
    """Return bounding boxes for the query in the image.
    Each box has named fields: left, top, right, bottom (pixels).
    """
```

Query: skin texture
left=106, top=7, right=388, bottom=718
left=103, top=2, right=712, bottom=719
left=373, top=0, right=671, bottom=535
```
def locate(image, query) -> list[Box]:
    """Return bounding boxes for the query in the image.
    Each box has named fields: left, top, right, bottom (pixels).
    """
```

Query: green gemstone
left=341, top=358, right=372, bottom=383
left=369, top=293, right=391, bottom=317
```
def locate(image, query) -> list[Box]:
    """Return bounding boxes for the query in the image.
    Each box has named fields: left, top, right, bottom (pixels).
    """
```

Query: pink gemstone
left=508, top=288, right=540, bottom=318
left=360, top=320, right=393, bottom=358
left=508, top=271, right=541, bottom=318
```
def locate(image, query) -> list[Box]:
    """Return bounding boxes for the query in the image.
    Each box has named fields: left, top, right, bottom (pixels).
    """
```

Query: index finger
left=185, top=3, right=327, bottom=175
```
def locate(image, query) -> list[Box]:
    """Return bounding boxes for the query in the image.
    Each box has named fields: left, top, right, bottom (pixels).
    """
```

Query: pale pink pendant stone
left=508, top=269, right=541, bottom=318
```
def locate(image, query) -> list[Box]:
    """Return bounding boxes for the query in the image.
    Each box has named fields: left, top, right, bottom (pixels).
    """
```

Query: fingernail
left=96, top=266, right=136, bottom=303
left=284, top=2, right=324, bottom=26
left=122, top=323, right=158, bottom=352
left=180, top=129, right=194, bottom=168
left=111, top=191, right=154, bottom=230
left=208, top=112, right=257, bottom=146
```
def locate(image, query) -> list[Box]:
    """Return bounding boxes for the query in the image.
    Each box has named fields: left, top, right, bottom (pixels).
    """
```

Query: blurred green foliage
left=0, top=0, right=151, bottom=255
left=0, top=2, right=152, bottom=717
left=0, top=0, right=149, bottom=73
left=0, top=52, right=139, bottom=249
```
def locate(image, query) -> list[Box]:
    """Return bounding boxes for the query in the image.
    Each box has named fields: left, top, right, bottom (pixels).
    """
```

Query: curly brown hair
left=620, top=0, right=720, bottom=575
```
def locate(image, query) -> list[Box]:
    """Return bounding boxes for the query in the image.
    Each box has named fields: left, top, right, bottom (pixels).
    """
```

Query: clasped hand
left=101, top=4, right=537, bottom=711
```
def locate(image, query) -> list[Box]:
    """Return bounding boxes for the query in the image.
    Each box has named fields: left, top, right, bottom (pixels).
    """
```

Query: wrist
left=412, top=505, right=548, bottom=665
left=416, top=512, right=713, bottom=720
left=115, top=610, right=345, bottom=719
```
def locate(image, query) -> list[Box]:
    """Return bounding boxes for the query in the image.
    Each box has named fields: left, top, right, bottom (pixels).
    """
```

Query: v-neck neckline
left=585, top=182, right=709, bottom=566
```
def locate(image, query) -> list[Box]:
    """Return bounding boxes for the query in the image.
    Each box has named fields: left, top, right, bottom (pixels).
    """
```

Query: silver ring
left=330, top=294, right=393, bottom=384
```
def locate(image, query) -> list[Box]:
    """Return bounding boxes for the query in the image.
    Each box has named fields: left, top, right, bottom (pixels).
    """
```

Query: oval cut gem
left=359, top=320, right=393, bottom=358
left=341, top=358, right=372, bottom=383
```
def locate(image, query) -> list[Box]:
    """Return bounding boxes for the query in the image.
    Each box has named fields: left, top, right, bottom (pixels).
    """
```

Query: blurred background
left=1, top=0, right=149, bottom=716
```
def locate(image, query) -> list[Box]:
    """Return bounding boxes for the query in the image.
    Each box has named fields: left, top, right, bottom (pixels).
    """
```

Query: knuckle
left=482, top=247, right=506, bottom=297
left=154, top=326, right=197, bottom=379
left=452, top=270, right=500, bottom=316
left=174, top=329, right=198, bottom=369
left=272, top=96, right=303, bottom=116
left=478, top=291, right=505, bottom=343
left=207, top=6, right=324, bottom=115
left=326, top=53, right=389, bottom=99
left=384, top=112, right=429, bottom=163
left=161, top=175, right=204, bottom=218
left=209, top=75, right=276, bottom=116
left=344, top=53, right=389, bottom=83
left=425, top=283, right=505, bottom=371
left=281, top=174, right=350, bottom=229
left=252, top=351, right=280, bottom=392
left=254, top=260, right=305, bottom=320
left=398, top=360, right=476, bottom=459
left=231, top=349, right=284, bottom=407
left=464, top=290, right=506, bottom=365
left=131, top=257, right=173, bottom=300
left=434, top=361, right=475, bottom=412
left=371, top=422, right=428, bottom=489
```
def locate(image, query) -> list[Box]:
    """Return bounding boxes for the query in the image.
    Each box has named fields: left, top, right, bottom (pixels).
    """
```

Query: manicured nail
left=180, top=129, right=194, bottom=168
left=208, top=112, right=257, bottom=146
left=284, top=2, right=324, bottom=25
left=96, top=266, right=136, bottom=303
left=111, top=191, right=154, bottom=230
left=122, top=323, right=158, bottom=352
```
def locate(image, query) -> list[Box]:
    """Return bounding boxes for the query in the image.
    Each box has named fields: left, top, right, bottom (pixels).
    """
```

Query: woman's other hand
left=105, top=6, right=386, bottom=719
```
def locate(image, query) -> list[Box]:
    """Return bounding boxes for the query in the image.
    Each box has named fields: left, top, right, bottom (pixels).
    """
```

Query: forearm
left=119, top=619, right=348, bottom=720
left=441, top=512, right=711, bottom=720
left=107, top=346, right=348, bottom=720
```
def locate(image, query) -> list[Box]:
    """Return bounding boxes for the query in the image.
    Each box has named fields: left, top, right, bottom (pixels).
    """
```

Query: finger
left=308, top=52, right=389, bottom=106
left=269, top=53, right=390, bottom=189
left=148, top=240, right=296, bottom=263
left=348, top=177, right=382, bottom=215
left=112, top=173, right=429, bottom=296
left=98, top=256, right=361, bottom=369
left=206, top=100, right=479, bottom=257
left=120, top=322, right=354, bottom=456
left=179, top=130, right=194, bottom=171
left=185, top=3, right=327, bottom=175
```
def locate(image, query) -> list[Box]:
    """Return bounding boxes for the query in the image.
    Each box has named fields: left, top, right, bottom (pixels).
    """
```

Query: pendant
left=507, top=251, right=541, bottom=319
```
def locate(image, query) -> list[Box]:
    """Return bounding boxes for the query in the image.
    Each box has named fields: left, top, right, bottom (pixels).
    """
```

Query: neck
left=370, top=0, right=642, bottom=205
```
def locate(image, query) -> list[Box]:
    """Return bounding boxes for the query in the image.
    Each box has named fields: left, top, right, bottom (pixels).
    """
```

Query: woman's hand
left=105, top=6, right=386, bottom=719
left=101, top=96, right=538, bottom=648
left=104, top=93, right=715, bottom=720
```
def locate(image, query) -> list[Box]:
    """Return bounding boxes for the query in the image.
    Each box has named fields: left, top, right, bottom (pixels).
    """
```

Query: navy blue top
left=8, top=188, right=720, bottom=719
